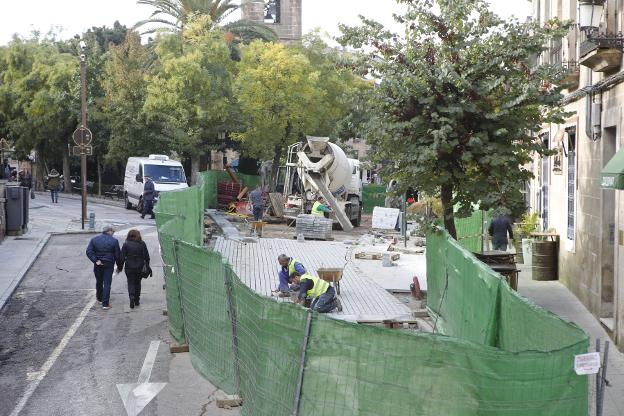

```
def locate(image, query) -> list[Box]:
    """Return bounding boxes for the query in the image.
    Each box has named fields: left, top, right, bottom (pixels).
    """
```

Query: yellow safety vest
left=288, top=259, right=305, bottom=277
left=300, top=274, right=330, bottom=298
left=311, top=201, right=325, bottom=216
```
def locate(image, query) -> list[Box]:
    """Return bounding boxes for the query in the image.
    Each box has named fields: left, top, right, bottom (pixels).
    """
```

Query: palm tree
left=135, top=0, right=278, bottom=43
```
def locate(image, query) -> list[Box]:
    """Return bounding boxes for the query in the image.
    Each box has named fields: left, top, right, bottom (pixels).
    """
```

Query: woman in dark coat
left=119, top=229, right=150, bottom=309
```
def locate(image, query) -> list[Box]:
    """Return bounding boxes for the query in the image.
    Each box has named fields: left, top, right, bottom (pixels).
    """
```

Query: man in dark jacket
left=488, top=214, right=514, bottom=251
left=141, top=175, right=155, bottom=220
left=86, top=224, right=122, bottom=309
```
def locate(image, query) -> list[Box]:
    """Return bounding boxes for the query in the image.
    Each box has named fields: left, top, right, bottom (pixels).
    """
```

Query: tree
left=339, top=0, right=570, bottom=238
left=233, top=40, right=324, bottom=190
left=144, top=15, right=236, bottom=184
left=135, top=0, right=278, bottom=43
left=103, top=32, right=169, bottom=167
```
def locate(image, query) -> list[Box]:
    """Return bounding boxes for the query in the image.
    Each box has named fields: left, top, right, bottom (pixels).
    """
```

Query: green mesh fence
left=455, top=209, right=490, bottom=253
left=155, top=173, right=590, bottom=416
left=362, top=184, right=386, bottom=214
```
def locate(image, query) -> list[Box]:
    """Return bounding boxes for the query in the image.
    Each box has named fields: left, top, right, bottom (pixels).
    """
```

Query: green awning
left=601, top=147, right=624, bottom=189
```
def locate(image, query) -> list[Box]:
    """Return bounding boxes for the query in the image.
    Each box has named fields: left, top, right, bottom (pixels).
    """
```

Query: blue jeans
left=94, top=263, right=114, bottom=306
left=253, top=206, right=263, bottom=221
left=50, top=190, right=58, bottom=203
left=311, top=286, right=337, bottom=313
left=143, top=199, right=154, bottom=218
left=493, top=242, right=508, bottom=251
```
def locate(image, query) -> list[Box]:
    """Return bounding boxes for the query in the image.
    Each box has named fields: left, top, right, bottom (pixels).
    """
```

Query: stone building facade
left=530, top=0, right=624, bottom=347
left=241, top=0, right=302, bottom=43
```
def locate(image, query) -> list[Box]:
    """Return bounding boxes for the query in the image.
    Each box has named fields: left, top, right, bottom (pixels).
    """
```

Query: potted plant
left=514, top=213, right=539, bottom=265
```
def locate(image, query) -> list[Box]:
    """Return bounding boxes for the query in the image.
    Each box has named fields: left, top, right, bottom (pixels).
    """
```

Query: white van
left=123, top=155, right=188, bottom=211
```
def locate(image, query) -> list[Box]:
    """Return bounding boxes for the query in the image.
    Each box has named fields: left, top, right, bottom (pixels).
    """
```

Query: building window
left=264, top=0, right=280, bottom=23
left=566, top=127, right=576, bottom=241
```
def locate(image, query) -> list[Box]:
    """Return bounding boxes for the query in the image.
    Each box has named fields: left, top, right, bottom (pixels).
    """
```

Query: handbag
left=140, top=242, right=152, bottom=279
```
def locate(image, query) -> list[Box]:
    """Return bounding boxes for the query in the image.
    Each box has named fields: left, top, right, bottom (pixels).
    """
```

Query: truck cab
left=123, top=155, right=188, bottom=211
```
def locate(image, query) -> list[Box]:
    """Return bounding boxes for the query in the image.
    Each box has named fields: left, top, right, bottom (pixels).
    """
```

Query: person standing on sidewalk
left=86, top=225, right=122, bottom=310
left=488, top=211, right=514, bottom=251
left=118, top=229, right=150, bottom=309
left=47, top=169, right=61, bottom=203
left=141, top=175, right=155, bottom=220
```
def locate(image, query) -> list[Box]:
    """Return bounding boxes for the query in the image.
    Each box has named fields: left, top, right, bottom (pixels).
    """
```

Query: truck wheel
left=125, top=194, right=133, bottom=210
left=350, top=197, right=362, bottom=227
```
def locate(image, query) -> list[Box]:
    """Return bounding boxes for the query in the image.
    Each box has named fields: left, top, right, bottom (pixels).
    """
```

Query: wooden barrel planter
left=532, top=240, right=558, bottom=281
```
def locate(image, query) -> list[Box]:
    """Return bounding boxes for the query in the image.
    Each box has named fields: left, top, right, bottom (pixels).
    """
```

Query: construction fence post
left=171, top=237, right=188, bottom=345
left=223, top=259, right=241, bottom=395
left=292, top=309, right=313, bottom=416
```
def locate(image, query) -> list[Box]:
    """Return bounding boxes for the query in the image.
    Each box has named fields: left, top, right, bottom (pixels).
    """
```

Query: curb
left=34, top=191, right=126, bottom=209
left=0, top=230, right=99, bottom=311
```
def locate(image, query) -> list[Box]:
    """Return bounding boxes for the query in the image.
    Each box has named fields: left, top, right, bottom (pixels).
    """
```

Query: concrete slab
left=350, top=243, right=427, bottom=292
left=214, top=237, right=411, bottom=322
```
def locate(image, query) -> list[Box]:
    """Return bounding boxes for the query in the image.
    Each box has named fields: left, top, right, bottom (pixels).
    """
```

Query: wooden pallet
left=355, top=252, right=400, bottom=261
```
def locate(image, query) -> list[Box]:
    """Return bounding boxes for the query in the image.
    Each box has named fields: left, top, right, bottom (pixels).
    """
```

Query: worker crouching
left=291, top=272, right=342, bottom=313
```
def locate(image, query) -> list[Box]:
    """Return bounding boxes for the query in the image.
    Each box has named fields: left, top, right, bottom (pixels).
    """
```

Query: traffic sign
left=73, top=145, right=93, bottom=156
left=72, top=126, right=93, bottom=146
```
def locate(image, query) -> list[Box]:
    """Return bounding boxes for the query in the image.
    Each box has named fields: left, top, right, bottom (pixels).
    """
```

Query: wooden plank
left=169, top=344, right=189, bottom=353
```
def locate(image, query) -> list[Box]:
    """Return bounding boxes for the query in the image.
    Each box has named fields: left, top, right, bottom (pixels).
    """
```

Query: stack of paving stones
left=296, top=214, right=333, bottom=241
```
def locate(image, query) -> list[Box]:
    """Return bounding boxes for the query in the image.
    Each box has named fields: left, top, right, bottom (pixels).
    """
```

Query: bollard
left=89, top=212, right=95, bottom=230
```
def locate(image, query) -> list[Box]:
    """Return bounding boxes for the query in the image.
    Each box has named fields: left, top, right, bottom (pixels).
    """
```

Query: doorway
left=601, top=127, right=616, bottom=328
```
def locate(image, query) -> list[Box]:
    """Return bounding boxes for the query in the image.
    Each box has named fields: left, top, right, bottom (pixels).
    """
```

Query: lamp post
left=579, top=0, right=605, bottom=34
left=79, top=41, right=88, bottom=230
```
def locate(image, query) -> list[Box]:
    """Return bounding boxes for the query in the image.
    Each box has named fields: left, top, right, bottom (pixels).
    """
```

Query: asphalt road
left=0, top=197, right=237, bottom=416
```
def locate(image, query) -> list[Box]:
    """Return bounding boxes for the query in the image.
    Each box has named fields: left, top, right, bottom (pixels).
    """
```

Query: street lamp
left=79, top=41, right=88, bottom=229
left=579, top=0, right=605, bottom=33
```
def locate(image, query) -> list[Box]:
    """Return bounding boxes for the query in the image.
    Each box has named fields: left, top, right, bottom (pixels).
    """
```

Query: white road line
left=9, top=294, right=97, bottom=416
left=137, top=341, right=160, bottom=384
left=16, top=289, right=96, bottom=295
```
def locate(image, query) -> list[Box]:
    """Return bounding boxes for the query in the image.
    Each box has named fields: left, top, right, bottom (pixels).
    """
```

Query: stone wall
left=242, top=0, right=302, bottom=42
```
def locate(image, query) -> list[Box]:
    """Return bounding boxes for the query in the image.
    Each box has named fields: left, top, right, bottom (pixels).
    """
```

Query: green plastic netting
left=155, top=173, right=590, bottom=416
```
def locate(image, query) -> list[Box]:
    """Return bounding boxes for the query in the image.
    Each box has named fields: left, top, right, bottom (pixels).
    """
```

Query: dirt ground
left=231, top=213, right=375, bottom=241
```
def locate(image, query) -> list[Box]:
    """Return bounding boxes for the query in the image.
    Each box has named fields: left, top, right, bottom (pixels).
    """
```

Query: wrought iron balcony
left=580, top=31, right=623, bottom=72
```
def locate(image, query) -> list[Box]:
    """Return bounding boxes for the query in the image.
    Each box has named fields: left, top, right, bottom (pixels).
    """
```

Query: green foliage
left=144, top=15, right=236, bottom=161
left=232, top=40, right=323, bottom=160
left=135, top=0, right=277, bottom=43
left=338, top=0, right=571, bottom=237
left=518, top=212, right=539, bottom=237
left=103, top=31, right=168, bottom=164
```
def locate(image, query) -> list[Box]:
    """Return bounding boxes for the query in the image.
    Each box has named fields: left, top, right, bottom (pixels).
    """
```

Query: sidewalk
left=517, top=266, right=624, bottom=415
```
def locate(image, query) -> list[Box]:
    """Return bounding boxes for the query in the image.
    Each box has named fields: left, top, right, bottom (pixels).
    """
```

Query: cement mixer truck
left=282, top=137, right=362, bottom=231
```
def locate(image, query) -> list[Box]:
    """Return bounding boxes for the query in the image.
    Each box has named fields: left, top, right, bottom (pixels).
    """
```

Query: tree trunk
left=191, top=155, right=200, bottom=185
left=34, top=153, right=45, bottom=192
left=269, top=146, right=282, bottom=193
left=97, top=156, right=102, bottom=197
left=440, top=183, right=457, bottom=240
left=62, top=147, right=71, bottom=193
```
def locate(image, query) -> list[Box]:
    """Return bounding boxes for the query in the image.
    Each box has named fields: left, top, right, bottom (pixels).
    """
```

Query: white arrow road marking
left=116, top=340, right=167, bottom=416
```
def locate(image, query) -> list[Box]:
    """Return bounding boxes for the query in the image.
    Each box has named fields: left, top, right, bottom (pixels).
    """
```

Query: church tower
left=241, top=0, right=302, bottom=43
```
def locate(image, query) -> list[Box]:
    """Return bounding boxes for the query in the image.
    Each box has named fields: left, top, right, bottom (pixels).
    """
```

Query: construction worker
left=291, top=272, right=342, bottom=313
left=311, top=196, right=332, bottom=217
left=273, top=254, right=305, bottom=297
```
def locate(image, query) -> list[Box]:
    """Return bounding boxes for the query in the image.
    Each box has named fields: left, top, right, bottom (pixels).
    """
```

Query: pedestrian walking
left=118, top=229, right=150, bottom=309
left=141, top=174, right=155, bottom=219
left=47, top=169, right=61, bottom=203
left=86, top=224, right=122, bottom=310
left=249, top=185, right=264, bottom=221
left=488, top=211, right=514, bottom=251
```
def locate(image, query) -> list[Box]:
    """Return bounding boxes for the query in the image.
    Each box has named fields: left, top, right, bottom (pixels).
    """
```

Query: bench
left=104, top=185, right=124, bottom=200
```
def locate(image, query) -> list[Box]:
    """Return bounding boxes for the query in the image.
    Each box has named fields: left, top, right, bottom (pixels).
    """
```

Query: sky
left=0, top=0, right=533, bottom=46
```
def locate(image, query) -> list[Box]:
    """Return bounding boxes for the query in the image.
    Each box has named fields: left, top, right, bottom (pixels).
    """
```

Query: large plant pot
left=522, top=238, right=533, bottom=266
left=532, top=240, right=558, bottom=281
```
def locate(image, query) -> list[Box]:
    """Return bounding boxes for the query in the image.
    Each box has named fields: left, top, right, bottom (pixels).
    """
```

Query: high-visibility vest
left=311, top=201, right=325, bottom=216
left=300, top=274, right=330, bottom=298
left=288, top=259, right=305, bottom=277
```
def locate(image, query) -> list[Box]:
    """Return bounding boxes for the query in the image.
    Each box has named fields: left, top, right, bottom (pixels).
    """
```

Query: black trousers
left=125, top=269, right=142, bottom=301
